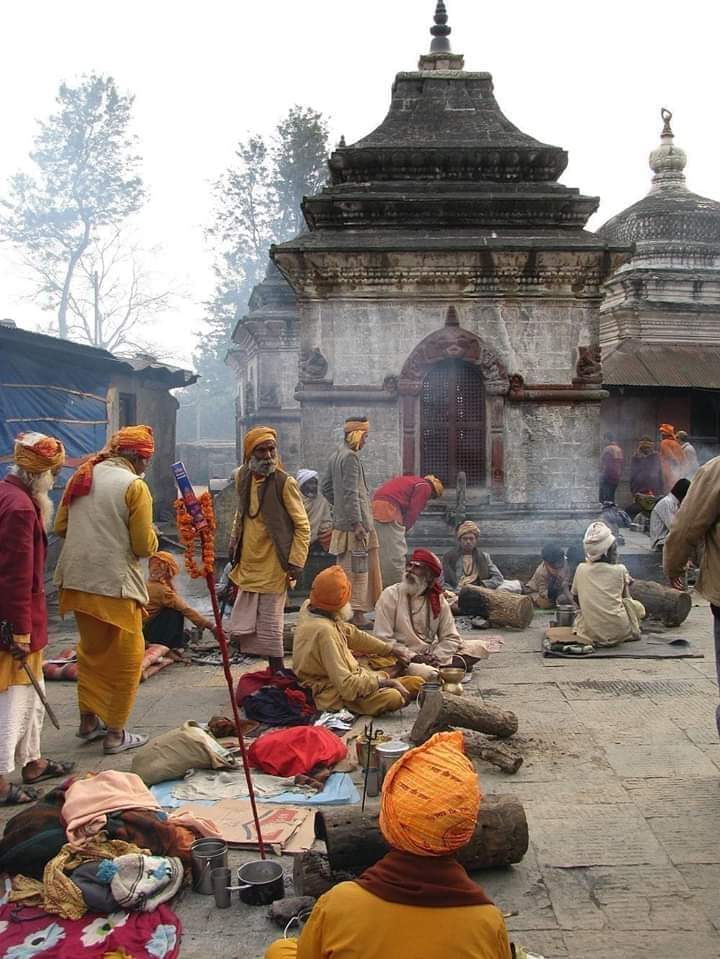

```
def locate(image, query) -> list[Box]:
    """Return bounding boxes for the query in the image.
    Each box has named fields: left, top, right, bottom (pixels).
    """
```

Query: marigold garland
left=174, top=491, right=217, bottom=578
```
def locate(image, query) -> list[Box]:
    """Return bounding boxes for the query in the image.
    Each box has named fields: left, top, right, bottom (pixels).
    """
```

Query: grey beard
left=10, top=466, right=55, bottom=530
left=401, top=574, right=426, bottom=598
left=249, top=456, right=277, bottom=476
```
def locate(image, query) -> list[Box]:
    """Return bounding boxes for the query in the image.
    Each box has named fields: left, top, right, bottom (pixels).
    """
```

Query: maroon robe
left=0, top=476, right=49, bottom=651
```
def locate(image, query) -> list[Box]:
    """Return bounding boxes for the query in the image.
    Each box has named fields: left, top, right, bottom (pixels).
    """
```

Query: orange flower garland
left=174, top=491, right=217, bottom=578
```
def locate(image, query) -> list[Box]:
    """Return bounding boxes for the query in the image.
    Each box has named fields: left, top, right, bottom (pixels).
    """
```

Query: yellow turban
left=424, top=475, right=444, bottom=498
left=243, top=426, right=278, bottom=462
left=14, top=432, right=66, bottom=473
left=110, top=425, right=155, bottom=459
left=150, top=551, right=180, bottom=579
left=379, top=731, right=482, bottom=857
left=344, top=417, right=369, bottom=452
left=456, top=520, right=480, bottom=541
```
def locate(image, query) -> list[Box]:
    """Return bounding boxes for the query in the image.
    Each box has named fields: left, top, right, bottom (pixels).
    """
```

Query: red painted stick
left=205, top=568, right=266, bottom=859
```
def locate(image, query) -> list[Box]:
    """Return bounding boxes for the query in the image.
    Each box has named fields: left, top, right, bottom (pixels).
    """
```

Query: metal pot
left=350, top=549, right=368, bottom=573
left=556, top=604, right=576, bottom=627
left=439, top=666, right=466, bottom=696
left=375, top=740, right=410, bottom=786
left=191, top=838, right=228, bottom=896
left=233, top=860, right=285, bottom=906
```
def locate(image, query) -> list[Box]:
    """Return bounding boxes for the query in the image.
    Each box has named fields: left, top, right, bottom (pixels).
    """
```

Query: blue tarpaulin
left=0, top=351, right=111, bottom=479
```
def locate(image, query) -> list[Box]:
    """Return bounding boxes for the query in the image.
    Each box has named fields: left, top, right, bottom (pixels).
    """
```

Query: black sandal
left=22, top=759, right=75, bottom=785
left=0, top=783, right=39, bottom=805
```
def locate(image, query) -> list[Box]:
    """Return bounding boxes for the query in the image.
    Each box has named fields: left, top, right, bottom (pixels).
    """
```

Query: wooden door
left=421, top=359, right=486, bottom=486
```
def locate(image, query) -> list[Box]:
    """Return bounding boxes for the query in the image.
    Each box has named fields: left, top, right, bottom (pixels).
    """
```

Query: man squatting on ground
left=442, top=520, right=505, bottom=616
left=266, top=730, right=512, bottom=959
left=371, top=472, right=444, bottom=587
left=374, top=548, right=489, bottom=678
left=228, top=427, right=310, bottom=673
left=143, top=550, right=216, bottom=651
left=54, top=425, right=159, bottom=755
left=664, top=454, right=720, bottom=733
left=0, top=432, right=74, bottom=805
left=322, top=416, right=381, bottom=627
left=292, top=565, right=423, bottom=716
left=524, top=543, right=573, bottom=608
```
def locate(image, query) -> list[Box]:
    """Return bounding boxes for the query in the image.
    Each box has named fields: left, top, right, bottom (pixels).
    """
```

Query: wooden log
left=463, top=731, right=523, bottom=774
left=410, top=691, right=518, bottom=744
left=268, top=896, right=316, bottom=928
left=459, top=585, right=534, bottom=628
left=315, top=795, right=529, bottom=873
left=629, top=579, right=692, bottom=627
left=292, top=852, right=353, bottom=898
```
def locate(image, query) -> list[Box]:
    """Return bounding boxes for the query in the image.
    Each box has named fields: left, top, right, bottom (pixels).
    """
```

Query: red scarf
left=354, top=850, right=493, bottom=907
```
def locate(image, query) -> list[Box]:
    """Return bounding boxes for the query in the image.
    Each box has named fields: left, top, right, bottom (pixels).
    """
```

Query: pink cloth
left=168, top=809, right=222, bottom=839
left=63, top=770, right=161, bottom=845
left=229, top=589, right=285, bottom=657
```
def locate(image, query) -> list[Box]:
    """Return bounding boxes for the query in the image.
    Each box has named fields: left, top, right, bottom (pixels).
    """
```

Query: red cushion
left=248, top=726, right=347, bottom=777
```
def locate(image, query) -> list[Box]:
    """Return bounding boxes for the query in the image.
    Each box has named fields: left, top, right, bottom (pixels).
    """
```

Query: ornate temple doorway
left=420, top=358, right=486, bottom=487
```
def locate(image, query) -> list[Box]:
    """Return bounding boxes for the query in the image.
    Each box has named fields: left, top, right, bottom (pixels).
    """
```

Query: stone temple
left=231, top=3, right=629, bottom=546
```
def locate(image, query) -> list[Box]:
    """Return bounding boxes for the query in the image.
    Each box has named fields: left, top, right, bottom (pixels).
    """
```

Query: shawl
left=355, top=851, right=493, bottom=908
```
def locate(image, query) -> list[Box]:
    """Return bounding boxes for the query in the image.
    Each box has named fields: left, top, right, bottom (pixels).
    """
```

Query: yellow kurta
left=230, top=475, right=310, bottom=594
left=266, top=881, right=512, bottom=959
left=55, top=478, right=157, bottom=728
left=0, top=650, right=43, bottom=694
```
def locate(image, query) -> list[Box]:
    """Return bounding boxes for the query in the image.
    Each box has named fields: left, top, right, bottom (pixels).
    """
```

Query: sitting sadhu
left=265, top=730, right=512, bottom=959
left=143, top=552, right=216, bottom=651
left=292, top=565, right=423, bottom=716
left=443, top=521, right=504, bottom=592
left=524, top=543, right=571, bottom=608
left=297, top=468, right=333, bottom=553
left=374, top=549, right=488, bottom=678
left=572, top=522, right=646, bottom=648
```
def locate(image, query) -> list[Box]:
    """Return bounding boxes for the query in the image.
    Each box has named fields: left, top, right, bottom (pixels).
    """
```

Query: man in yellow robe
left=54, top=425, right=158, bottom=755
left=292, top=565, right=422, bottom=715
left=266, top=730, right=512, bottom=959
left=228, top=427, right=310, bottom=671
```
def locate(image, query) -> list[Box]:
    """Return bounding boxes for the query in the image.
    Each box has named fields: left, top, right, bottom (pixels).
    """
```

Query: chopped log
left=268, top=896, right=316, bottom=928
left=463, top=731, right=523, bottom=774
left=459, top=585, right=534, bottom=628
left=630, top=579, right=692, bottom=627
left=410, top=691, right=518, bottom=744
left=315, top=795, right=529, bottom=873
left=291, top=852, right=354, bottom=898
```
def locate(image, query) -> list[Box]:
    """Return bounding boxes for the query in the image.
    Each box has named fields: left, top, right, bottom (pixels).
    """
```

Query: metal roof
left=603, top=340, right=720, bottom=389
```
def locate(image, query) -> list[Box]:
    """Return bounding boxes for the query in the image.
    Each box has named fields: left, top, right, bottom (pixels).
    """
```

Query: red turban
left=410, top=548, right=443, bottom=617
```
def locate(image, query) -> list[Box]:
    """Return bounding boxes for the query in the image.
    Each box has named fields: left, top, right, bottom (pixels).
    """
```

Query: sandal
left=0, top=783, right=39, bottom=805
left=77, top=719, right=108, bottom=743
left=22, top=759, right=76, bottom=785
left=103, top=730, right=149, bottom=755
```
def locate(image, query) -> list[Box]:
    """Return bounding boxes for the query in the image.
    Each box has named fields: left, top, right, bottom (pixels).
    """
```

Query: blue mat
left=151, top=771, right=359, bottom=808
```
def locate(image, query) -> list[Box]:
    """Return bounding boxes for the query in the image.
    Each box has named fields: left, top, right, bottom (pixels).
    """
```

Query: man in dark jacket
left=322, top=417, right=379, bottom=627
left=0, top=432, right=73, bottom=805
left=229, top=426, right=310, bottom=671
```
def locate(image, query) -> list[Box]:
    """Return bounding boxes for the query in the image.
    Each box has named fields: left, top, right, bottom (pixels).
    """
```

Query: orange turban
left=309, top=565, right=352, bottom=612
left=14, top=432, right=66, bottom=473
left=150, top=551, right=180, bottom=579
left=379, top=731, right=481, bottom=857
left=62, top=424, right=154, bottom=507
left=424, top=475, right=444, bottom=498
left=243, top=426, right=278, bottom=462
left=659, top=423, right=676, bottom=438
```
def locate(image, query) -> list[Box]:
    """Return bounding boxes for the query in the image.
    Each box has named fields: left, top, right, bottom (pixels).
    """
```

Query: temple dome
left=599, top=109, right=720, bottom=250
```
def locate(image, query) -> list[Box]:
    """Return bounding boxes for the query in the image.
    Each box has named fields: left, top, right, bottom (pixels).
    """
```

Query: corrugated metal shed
left=603, top=340, right=720, bottom=389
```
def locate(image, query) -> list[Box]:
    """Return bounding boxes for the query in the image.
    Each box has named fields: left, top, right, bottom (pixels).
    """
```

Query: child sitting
left=524, top=543, right=570, bottom=608
left=144, top=551, right=215, bottom=651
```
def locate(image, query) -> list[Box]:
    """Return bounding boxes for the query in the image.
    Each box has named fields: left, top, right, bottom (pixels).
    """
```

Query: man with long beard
left=374, top=548, right=488, bottom=677
left=54, top=425, right=158, bottom=755
left=292, top=565, right=421, bottom=715
left=228, top=427, right=310, bottom=672
left=0, top=432, right=74, bottom=804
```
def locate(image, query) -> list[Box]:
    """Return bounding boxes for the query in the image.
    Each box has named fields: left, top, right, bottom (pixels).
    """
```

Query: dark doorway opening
left=421, top=358, right=486, bottom=487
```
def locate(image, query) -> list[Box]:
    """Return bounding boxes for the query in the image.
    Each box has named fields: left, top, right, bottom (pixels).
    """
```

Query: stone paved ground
left=5, top=583, right=720, bottom=959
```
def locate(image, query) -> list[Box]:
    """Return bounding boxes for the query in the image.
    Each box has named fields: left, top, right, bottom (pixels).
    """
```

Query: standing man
left=228, top=427, right=310, bottom=672
left=0, top=433, right=73, bottom=804
left=372, top=474, right=444, bottom=586
left=676, top=430, right=700, bottom=478
left=665, top=455, right=720, bottom=733
left=322, top=417, right=381, bottom=627
left=296, top=469, right=333, bottom=553
left=54, top=426, right=158, bottom=755
left=658, top=424, right=685, bottom=492
left=598, top=433, right=624, bottom=504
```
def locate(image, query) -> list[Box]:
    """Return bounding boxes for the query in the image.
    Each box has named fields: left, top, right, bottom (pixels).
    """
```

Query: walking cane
left=172, top=462, right=265, bottom=858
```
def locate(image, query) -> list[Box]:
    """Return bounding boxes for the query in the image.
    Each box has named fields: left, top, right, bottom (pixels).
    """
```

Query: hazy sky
left=1, top=0, right=717, bottom=367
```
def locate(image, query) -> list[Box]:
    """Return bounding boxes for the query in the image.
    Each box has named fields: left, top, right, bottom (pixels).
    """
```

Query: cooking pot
left=556, top=604, right=576, bottom=627
left=232, top=860, right=285, bottom=906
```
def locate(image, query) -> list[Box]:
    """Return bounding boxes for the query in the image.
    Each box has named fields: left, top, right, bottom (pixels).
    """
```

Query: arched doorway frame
left=398, top=326, right=509, bottom=495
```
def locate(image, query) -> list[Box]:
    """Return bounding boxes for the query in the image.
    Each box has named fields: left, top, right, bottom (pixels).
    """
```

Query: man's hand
left=379, top=677, right=411, bottom=704
left=390, top=643, right=412, bottom=665
left=9, top=636, right=30, bottom=662
left=352, top=523, right=369, bottom=547
left=287, top=564, right=304, bottom=581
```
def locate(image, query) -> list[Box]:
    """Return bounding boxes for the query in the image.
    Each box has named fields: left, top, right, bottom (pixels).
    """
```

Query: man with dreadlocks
left=0, top=433, right=74, bottom=804
left=228, top=427, right=310, bottom=672
left=54, top=425, right=158, bottom=755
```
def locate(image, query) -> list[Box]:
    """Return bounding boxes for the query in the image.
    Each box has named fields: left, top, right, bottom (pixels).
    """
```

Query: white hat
left=97, top=854, right=184, bottom=912
left=296, top=468, right=318, bottom=488
left=583, top=522, right=616, bottom=562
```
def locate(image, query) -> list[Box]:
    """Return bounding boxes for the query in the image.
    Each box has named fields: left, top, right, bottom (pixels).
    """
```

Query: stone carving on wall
left=399, top=326, right=509, bottom=395
left=244, top=381, right=256, bottom=415
left=258, top=385, right=281, bottom=408
left=299, top=346, right=329, bottom=382
left=573, top=345, right=603, bottom=385
left=508, top=373, right=525, bottom=397
left=382, top=374, right=399, bottom=395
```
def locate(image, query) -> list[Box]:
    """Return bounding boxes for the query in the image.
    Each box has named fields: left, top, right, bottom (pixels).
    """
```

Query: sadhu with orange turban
left=53, top=424, right=159, bottom=755
left=264, top=731, right=512, bottom=959
left=658, top=423, right=685, bottom=493
left=13, top=431, right=66, bottom=474
left=144, top=551, right=214, bottom=651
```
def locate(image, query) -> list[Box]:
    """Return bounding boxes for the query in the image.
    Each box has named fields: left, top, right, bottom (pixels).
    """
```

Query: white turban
left=583, top=521, right=616, bottom=562
left=296, top=469, right=318, bottom=489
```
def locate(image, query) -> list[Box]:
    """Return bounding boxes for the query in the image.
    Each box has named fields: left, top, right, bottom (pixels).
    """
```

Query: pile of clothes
left=235, top=668, right=317, bottom=726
